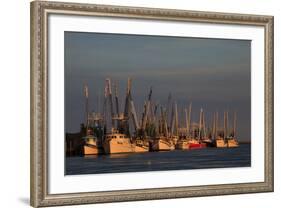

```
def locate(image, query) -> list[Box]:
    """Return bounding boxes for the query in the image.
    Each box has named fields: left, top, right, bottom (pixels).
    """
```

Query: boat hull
left=135, top=145, right=149, bottom=152
left=189, top=143, right=206, bottom=149
left=133, top=139, right=149, bottom=152
left=151, top=138, right=174, bottom=151
left=176, top=140, right=190, bottom=150
left=83, top=145, right=103, bottom=155
left=103, top=138, right=134, bottom=154
left=201, top=138, right=214, bottom=147
left=215, top=139, right=227, bottom=148
left=83, top=136, right=103, bottom=155
left=227, top=139, right=239, bottom=148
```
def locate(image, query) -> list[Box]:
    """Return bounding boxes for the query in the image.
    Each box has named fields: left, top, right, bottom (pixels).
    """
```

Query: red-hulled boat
left=187, top=138, right=206, bottom=149
left=189, top=142, right=206, bottom=149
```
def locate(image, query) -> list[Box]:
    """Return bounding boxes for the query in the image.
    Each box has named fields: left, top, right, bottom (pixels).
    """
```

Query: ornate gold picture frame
left=30, top=1, right=273, bottom=207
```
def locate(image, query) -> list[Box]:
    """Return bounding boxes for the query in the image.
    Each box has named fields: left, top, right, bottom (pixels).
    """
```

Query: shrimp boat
left=82, top=84, right=104, bottom=155
left=151, top=100, right=178, bottom=151
left=201, top=137, right=214, bottom=147
left=103, top=131, right=135, bottom=154
left=151, top=136, right=175, bottom=151
left=226, top=112, right=239, bottom=148
left=215, top=136, right=227, bottom=148
left=188, top=108, right=207, bottom=149
left=213, top=112, right=227, bottom=148
left=83, top=134, right=104, bottom=155
left=177, top=104, right=207, bottom=150
left=226, top=137, right=239, bottom=147
left=188, top=138, right=206, bottom=149
left=82, top=127, right=104, bottom=155
left=176, top=137, right=190, bottom=150
left=134, top=138, right=149, bottom=152
left=176, top=104, right=192, bottom=150
left=176, top=137, right=206, bottom=149
left=216, top=111, right=239, bottom=148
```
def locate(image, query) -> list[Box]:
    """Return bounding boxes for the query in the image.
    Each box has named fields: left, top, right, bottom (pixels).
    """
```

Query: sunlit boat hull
left=227, top=139, right=239, bottom=148
left=151, top=137, right=174, bottom=151
left=134, top=139, right=149, bottom=152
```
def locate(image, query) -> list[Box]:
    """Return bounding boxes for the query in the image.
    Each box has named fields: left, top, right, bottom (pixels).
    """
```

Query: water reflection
left=66, top=144, right=251, bottom=175
left=108, top=153, right=132, bottom=159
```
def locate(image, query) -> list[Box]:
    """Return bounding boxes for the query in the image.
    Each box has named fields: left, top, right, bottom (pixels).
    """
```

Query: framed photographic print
left=30, top=1, right=274, bottom=207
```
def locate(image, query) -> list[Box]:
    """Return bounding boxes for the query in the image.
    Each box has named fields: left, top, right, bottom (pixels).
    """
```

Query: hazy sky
left=65, top=32, right=251, bottom=141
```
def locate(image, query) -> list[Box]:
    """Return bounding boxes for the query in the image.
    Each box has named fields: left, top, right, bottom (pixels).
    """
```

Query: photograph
left=64, top=32, right=251, bottom=175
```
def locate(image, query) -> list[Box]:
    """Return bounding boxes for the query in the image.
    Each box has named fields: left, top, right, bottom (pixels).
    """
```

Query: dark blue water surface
left=65, top=144, right=251, bottom=175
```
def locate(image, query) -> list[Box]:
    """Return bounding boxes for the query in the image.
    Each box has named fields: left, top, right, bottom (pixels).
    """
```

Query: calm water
left=65, top=144, right=251, bottom=175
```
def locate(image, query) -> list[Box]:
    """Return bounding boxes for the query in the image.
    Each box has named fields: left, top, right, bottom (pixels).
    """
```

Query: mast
left=202, top=111, right=206, bottom=138
left=160, top=106, right=168, bottom=137
left=114, top=82, right=120, bottom=118
left=212, top=112, right=216, bottom=140
left=185, top=108, right=188, bottom=136
left=223, top=111, right=226, bottom=139
left=124, top=78, right=131, bottom=118
left=170, top=102, right=175, bottom=137
left=113, top=82, right=120, bottom=130
left=153, top=103, right=158, bottom=123
left=96, top=92, right=99, bottom=116
left=148, top=102, right=154, bottom=124
left=105, top=78, right=115, bottom=129
left=233, top=112, right=237, bottom=138
left=188, top=102, right=192, bottom=137
left=198, top=108, right=203, bottom=140
left=130, top=97, right=140, bottom=132
left=174, top=102, right=179, bottom=137
left=84, top=83, right=89, bottom=135
left=123, top=78, right=132, bottom=135
left=141, top=87, right=152, bottom=132
left=163, top=106, right=169, bottom=137
left=166, top=93, right=172, bottom=129
left=215, top=111, right=219, bottom=139
left=226, top=111, right=229, bottom=138
left=102, top=83, right=107, bottom=133
left=154, top=112, right=159, bottom=137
